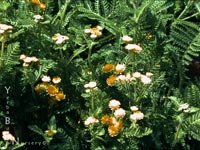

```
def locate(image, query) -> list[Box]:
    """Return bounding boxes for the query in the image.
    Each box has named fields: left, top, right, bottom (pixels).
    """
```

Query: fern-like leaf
left=5, top=42, right=21, bottom=66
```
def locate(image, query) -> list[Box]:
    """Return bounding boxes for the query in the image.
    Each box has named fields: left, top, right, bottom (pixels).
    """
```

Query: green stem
left=172, top=122, right=182, bottom=148
left=178, top=0, right=193, bottom=19
left=87, top=46, right=93, bottom=68
left=183, top=12, right=200, bottom=20
left=91, top=92, right=94, bottom=111
left=59, top=49, right=64, bottom=59
left=0, top=41, right=5, bottom=68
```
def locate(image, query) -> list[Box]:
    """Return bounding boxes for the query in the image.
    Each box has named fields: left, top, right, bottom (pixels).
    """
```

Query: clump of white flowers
left=108, top=99, right=121, bottom=110
left=84, top=116, right=99, bottom=126
left=84, top=25, right=103, bottom=39
left=84, top=81, right=98, bottom=92
left=52, top=33, right=69, bottom=44
left=19, top=54, right=39, bottom=67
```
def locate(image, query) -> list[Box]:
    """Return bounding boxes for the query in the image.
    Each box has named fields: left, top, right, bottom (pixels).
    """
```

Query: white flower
left=52, top=33, right=69, bottom=44
left=41, top=75, right=51, bottom=82
left=125, top=44, right=142, bottom=53
left=140, top=75, right=151, bottom=84
left=0, top=24, right=13, bottom=34
left=33, top=15, right=43, bottom=22
left=2, top=131, right=15, bottom=141
left=90, top=34, right=97, bottom=39
left=115, top=64, right=126, bottom=74
left=23, top=57, right=33, bottom=63
left=84, top=116, right=99, bottom=126
left=30, top=56, right=39, bottom=62
left=121, top=35, right=133, bottom=42
left=85, top=89, right=91, bottom=93
left=52, top=77, right=61, bottom=84
left=130, top=111, right=144, bottom=121
left=84, top=29, right=91, bottom=33
left=96, top=26, right=103, bottom=30
left=20, top=54, right=26, bottom=60
left=116, top=75, right=126, bottom=81
left=84, top=26, right=103, bottom=39
left=130, top=106, right=139, bottom=112
left=108, top=99, right=121, bottom=110
left=132, top=72, right=141, bottom=78
left=178, top=103, right=189, bottom=112
left=145, top=72, right=153, bottom=77
left=84, top=81, right=97, bottom=89
left=114, top=108, right=126, bottom=118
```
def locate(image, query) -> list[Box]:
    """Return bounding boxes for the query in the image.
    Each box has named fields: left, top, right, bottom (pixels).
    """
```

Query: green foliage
left=0, top=0, right=200, bottom=149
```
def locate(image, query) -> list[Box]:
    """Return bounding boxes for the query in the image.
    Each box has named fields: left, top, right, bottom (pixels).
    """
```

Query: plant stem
left=60, top=49, right=64, bottom=59
left=87, top=46, right=93, bottom=68
left=91, top=92, right=94, bottom=111
left=0, top=41, right=5, bottom=68
left=172, top=122, right=182, bottom=148
left=178, top=0, right=193, bottom=19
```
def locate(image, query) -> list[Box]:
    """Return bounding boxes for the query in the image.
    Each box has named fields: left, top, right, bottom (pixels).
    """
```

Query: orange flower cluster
left=102, top=63, right=126, bottom=86
left=34, top=76, right=65, bottom=102
left=101, top=115, right=123, bottom=137
left=31, top=0, right=46, bottom=10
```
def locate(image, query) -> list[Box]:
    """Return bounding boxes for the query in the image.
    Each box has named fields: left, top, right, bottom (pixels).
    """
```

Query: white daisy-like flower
left=125, top=44, right=142, bottom=53
left=114, top=108, right=126, bottom=118
left=145, top=72, right=153, bottom=77
left=52, top=33, right=69, bottom=44
left=41, top=75, right=51, bottom=82
left=108, top=99, right=121, bottom=110
left=130, top=106, right=139, bottom=112
left=84, top=116, right=99, bottom=126
left=132, top=72, right=141, bottom=78
left=52, top=77, right=61, bottom=84
left=130, top=111, right=144, bottom=121
left=121, top=35, right=133, bottom=42
left=0, top=24, right=13, bottom=34
left=2, top=131, right=15, bottom=141
left=23, top=57, right=33, bottom=63
left=20, top=54, right=26, bottom=60
left=140, top=75, right=151, bottom=84
left=115, top=64, right=126, bottom=74
left=84, top=81, right=97, bottom=89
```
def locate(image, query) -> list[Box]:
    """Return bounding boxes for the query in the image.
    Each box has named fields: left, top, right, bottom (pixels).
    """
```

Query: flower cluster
left=2, top=131, right=15, bottom=142
left=35, top=76, right=66, bottom=101
left=31, top=0, right=46, bottom=10
left=84, top=116, right=99, bottom=126
left=101, top=99, right=125, bottom=137
left=102, top=63, right=126, bottom=74
left=101, top=115, right=123, bottom=137
left=121, top=35, right=142, bottom=53
left=20, top=54, right=39, bottom=67
left=129, top=106, right=144, bottom=121
left=84, top=81, right=98, bottom=93
left=84, top=25, right=103, bottom=39
left=52, top=33, right=69, bottom=44
left=103, top=63, right=153, bottom=86
left=0, top=24, right=13, bottom=34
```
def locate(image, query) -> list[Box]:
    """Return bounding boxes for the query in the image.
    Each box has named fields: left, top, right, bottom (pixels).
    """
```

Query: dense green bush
left=0, top=0, right=200, bottom=149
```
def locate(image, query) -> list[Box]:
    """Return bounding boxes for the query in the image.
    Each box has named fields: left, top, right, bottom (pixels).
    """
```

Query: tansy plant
left=0, top=0, right=200, bottom=150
